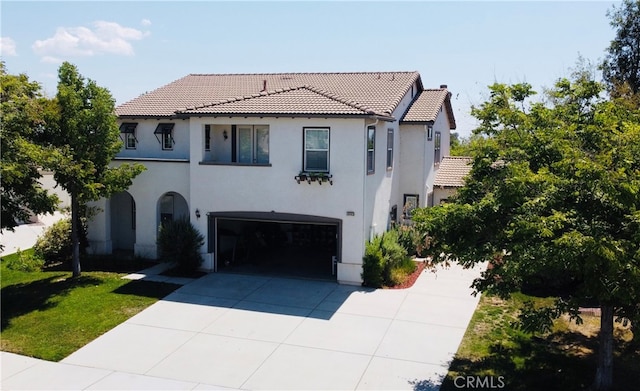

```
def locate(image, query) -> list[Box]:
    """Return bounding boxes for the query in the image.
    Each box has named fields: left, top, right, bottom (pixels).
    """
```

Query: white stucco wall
left=188, top=117, right=368, bottom=284
left=398, top=104, right=453, bottom=211
left=87, top=159, right=190, bottom=259
left=38, top=171, right=71, bottom=209
left=116, top=119, right=190, bottom=160
left=88, top=86, right=454, bottom=285
left=434, top=187, right=458, bottom=205
left=398, top=124, right=428, bottom=209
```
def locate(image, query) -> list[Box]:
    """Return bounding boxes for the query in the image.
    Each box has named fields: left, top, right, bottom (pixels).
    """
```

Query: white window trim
left=303, top=127, right=330, bottom=172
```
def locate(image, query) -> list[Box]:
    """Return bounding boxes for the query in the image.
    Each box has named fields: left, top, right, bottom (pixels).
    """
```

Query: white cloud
left=141, top=19, right=152, bottom=27
left=0, top=37, right=18, bottom=56
left=32, top=21, right=150, bottom=61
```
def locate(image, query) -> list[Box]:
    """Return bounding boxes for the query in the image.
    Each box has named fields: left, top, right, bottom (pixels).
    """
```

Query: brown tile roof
left=400, top=88, right=457, bottom=129
left=434, top=156, right=472, bottom=188
left=116, top=72, right=427, bottom=119
left=179, top=86, right=380, bottom=117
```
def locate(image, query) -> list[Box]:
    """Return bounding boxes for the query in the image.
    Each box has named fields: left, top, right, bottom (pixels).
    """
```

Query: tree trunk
left=71, top=193, right=81, bottom=278
left=593, top=303, right=614, bottom=390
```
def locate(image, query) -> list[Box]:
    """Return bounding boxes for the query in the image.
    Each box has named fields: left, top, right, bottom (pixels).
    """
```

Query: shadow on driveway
left=162, top=272, right=375, bottom=320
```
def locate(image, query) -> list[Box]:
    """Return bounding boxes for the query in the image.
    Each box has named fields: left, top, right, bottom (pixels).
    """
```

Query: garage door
left=208, top=212, right=341, bottom=280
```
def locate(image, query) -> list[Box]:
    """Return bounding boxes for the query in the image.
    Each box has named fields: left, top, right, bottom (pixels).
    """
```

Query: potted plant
left=295, top=171, right=333, bottom=185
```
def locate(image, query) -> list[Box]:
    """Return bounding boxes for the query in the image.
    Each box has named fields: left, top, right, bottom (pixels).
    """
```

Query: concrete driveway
left=2, top=263, right=483, bottom=390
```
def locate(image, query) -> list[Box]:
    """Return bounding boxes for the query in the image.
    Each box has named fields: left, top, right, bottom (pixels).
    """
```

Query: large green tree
left=601, top=0, right=640, bottom=100
left=1, top=62, right=59, bottom=232
left=413, top=73, right=640, bottom=390
left=46, top=62, right=144, bottom=277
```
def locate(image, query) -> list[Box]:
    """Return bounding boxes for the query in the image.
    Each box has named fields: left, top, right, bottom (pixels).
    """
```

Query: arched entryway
left=157, top=191, right=189, bottom=227
left=110, top=191, right=136, bottom=253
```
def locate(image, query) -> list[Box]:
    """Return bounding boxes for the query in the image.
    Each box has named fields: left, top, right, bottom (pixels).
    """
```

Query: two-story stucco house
left=86, top=71, right=456, bottom=284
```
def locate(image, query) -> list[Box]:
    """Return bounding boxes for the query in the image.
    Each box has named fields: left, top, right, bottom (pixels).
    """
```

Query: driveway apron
left=4, top=263, right=483, bottom=390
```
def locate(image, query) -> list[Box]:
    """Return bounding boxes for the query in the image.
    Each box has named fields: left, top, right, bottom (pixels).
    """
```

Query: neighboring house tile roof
left=433, top=156, right=472, bottom=188
left=115, top=72, right=452, bottom=124
left=400, top=87, right=457, bottom=129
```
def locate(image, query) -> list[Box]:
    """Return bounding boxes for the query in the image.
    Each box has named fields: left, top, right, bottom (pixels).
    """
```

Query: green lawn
left=0, top=250, right=180, bottom=361
left=440, top=293, right=639, bottom=391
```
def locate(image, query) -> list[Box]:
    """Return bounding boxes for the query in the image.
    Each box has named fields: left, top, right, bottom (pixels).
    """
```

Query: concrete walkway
left=1, top=261, right=483, bottom=390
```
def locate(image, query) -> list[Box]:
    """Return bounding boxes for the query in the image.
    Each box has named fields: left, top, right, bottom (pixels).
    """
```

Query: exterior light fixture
left=195, top=209, right=201, bottom=219
left=223, top=130, right=228, bottom=140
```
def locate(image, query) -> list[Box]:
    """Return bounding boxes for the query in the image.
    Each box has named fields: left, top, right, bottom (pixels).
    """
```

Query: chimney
left=262, top=79, right=267, bottom=92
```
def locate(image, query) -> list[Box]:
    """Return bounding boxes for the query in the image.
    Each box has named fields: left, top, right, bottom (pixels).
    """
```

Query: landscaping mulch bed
left=386, top=261, right=428, bottom=289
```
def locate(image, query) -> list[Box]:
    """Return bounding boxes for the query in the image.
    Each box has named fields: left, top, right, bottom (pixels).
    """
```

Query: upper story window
left=237, top=125, right=269, bottom=164
left=201, top=124, right=269, bottom=165
left=367, top=125, right=375, bottom=174
left=304, top=127, right=329, bottom=172
left=204, top=125, right=211, bottom=151
left=434, top=131, right=441, bottom=165
left=386, top=128, right=394, bottom=170
left=154, top=123, right=175, bottom=150
left=119, top=122, right=138, bottom=149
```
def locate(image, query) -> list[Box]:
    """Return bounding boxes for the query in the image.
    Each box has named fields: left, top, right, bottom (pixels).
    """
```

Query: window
left=427, top=124, right=433, bottom=141
left=154, top=123, right=175, bottom=150
left=159, top=194, right=174, bottom=226
left=367, top=125, right=375, bottom=174
left=386, top=128, right=394, bottom=170
left=403, top=194, right=419, bottom=219
left=126, top=133, right=137, bottom=149
left=236, top=125, right=269, bottom=164
left=119, top=122, right=138, bottom=149
left=304, top=127, right=329, bottom=172
left=434, top=131, right=441, bottom=165
left=204, top=125, right=211, bottom=151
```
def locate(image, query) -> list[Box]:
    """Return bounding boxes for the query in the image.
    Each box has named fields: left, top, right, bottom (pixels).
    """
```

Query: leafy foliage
left=362, top=230, right=415, bottom=287
left=0, top=62, right=59, bottom=231
left=413, top=72, right=640, bottom=390
left=395, top=224, right=429, bottom=257
left=4, top=249, right=44, bottom=272
left=34, top=218, right=72, bottom=266
left=362, top=235, right=385, bottom=288
left=44, top=62, right=145, bottom=277
left=601, top=0, right=640, bottom=98
left=157, top=217, right=205, bottom=274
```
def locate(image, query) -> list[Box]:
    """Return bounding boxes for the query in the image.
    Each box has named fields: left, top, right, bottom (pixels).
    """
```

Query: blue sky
left=1, top=1, right=619, bottom=136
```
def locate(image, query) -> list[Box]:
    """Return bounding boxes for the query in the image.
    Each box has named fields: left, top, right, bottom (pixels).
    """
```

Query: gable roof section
left=116, top=72, right=421, bottom=119
left=433, top=156, right=472, bottom=188
left=177, top=85, right=392, bottom=119
left=400, top=88, right=457, bottom=129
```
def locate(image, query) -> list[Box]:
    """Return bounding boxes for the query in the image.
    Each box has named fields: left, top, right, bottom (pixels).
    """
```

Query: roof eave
left=399, top=119, right=435, bottom=125
left=117, top=114, right=181, bottom=120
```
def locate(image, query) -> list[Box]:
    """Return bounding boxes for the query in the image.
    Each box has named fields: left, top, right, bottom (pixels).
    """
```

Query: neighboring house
left=86, top=71, right=456, bottom=284
left=432, top=156, right=472, bottom=205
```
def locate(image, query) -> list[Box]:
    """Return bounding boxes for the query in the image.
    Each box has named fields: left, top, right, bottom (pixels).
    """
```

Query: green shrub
left=32, top=217, right=89, bottom=267
left=394, top=224, right=429, bottom=257
left=157, top=217, right=205, bottom=273
left=34, top=218, right=72, bottom=266
left=380, top=229, right=408, bottom=283
left=5, top=249, right=44, bottom=272
left=362, top=230, right=415, bottom=287
left=362, top=235, right=384, bottom=287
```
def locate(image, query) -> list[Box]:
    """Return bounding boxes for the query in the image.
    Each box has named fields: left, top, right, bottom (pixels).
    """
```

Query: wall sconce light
left=195, top=209, right=201, bottom=219
left=223, top=130, right=228, bottom=140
